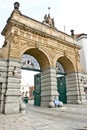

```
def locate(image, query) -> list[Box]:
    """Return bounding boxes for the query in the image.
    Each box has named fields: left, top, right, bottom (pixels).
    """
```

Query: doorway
left=57, top=75, right=67, bottom=103
left=21, top=54, right=41, bottom=104
left=34, top=73, right=41, bottom=106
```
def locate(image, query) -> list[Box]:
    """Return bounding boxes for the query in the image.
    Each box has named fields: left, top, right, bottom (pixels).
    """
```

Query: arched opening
left=21, top=54, right=40, bottom=103
left=56, top=56, right=75, bottom=104
left=20, top=48, right=50, bottom=105
left=57, top=56, right=75, bottom=74
left=22, top=48, right=50, bottom=70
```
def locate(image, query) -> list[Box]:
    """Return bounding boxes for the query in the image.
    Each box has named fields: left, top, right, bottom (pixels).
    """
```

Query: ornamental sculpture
left=14, top=2, right=20, bottom=10
left=42, top=13, right=55, bottom=27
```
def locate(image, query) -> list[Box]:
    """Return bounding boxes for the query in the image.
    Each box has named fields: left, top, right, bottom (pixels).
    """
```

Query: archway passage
left=21, top=54, right=41, bottom=104
left=21, top=54, right=41, bottom=71
left=56, top=62, right=67, bottom=103
left=21, top=48, right=50, bottom=106
left=34, top=73, right=41, bottom=106
left=57, top=75, right=67, bottom=104
left=56, top=56, right=75, bottom=104
left=23, top=48, right=50, bottom=70
left=57, top=56, right=75, bottom=74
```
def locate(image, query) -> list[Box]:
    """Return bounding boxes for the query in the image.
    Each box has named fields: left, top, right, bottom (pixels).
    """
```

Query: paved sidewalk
left=0, top=101, right=87, bottom=130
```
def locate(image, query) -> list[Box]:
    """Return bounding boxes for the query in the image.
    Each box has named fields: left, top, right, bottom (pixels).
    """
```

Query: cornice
left=2, top=19, right=80, bottom=49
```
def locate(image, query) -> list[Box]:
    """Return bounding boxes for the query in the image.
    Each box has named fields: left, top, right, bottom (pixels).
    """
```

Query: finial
left=42, top=7, right=55, bottom=28
left=48, top=7, right=50, bottom=15
left=14, top=2, right=20, bottom=10
left=70, top=30, right=74, bottom=37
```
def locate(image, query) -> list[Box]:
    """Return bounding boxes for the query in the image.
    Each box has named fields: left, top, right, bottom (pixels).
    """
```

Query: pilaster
left=41, top=68, right=58, bottom=106
left=0, top=59, right=7, bottom=113
left=3, top=59, right=21, bottom=114
left=66, top=72, right=87, bottom=104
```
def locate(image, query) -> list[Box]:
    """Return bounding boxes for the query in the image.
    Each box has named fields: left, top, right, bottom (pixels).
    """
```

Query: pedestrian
left=54, top=98, right=60, bottom=107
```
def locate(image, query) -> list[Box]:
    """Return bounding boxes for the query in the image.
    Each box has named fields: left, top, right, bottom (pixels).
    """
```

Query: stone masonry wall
left=0, top=58, right=7, bottom=113
left=3, top=58, right=21, bottom=114
left=66, top=72, right=87, bottom=104
left=41, top=68, right=58, bottom=107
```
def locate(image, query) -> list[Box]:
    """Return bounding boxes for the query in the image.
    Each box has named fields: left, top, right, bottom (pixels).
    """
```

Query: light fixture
left=13, top=66, right=17, bottom=75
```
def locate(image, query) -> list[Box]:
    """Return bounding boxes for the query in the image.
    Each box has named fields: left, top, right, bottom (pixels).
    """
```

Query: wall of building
left=77, top=35, right=87, bottom=72
left=76, top=34, right=87, bottom=103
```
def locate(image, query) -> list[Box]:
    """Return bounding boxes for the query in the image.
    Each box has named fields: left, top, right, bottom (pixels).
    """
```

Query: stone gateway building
left=0, top=2, right=87, bottom=114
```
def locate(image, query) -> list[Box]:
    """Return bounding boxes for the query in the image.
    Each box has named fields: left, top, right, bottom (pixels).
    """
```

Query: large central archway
left=22, top=48, right=50, bottom=70
left=21, top=47, right=51, bottom=106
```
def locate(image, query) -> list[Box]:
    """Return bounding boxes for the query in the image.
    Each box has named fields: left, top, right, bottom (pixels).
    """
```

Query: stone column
left=41, top=67, right=58, bottom=107
left=66, top=72, right=86, bottom=104
left=0, top=59, right=7, bottom=113
left=78, top=73, right=87, bottom=104
left=3, top=59, right=21, bottom=114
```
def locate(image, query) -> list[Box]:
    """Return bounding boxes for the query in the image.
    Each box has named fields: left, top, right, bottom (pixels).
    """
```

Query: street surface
left=0, top=100, right=87, bottom=130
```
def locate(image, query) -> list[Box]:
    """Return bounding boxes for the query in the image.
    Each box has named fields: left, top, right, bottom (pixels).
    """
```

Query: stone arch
left=55, top=55, right=78, bottom=104
left=58, top=56, right=75, bottom=74
left=20, top=47, right=51, bottom=70
left=20, top=47, right=57, bottom=107
left=54, top=54, right=75, bottom=74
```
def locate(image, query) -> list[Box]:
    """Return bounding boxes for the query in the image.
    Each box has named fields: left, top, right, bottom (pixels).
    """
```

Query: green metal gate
left=34, top=73, right=41, bottom=106
left=57, top=75, right=67, bottom=103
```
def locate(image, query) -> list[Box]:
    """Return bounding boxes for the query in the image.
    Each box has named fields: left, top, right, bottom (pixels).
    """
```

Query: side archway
left=58, top=56, right=75, bottom=74
left=55, top=55, right=80, bottom=104
left=54, top=54, right=75, bottom=74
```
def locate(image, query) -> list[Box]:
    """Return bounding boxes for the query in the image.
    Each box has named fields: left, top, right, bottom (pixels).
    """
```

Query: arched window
left=56, top=62, right=65, bottom=74
left=21, top=54, right=40, bottom=70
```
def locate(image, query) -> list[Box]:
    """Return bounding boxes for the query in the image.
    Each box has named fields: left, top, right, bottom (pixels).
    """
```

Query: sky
left=21, top=70, right=39, bottom=86
left=0, top=0, right=87, bottom=85
left=0, top=0, right=87, bottom=47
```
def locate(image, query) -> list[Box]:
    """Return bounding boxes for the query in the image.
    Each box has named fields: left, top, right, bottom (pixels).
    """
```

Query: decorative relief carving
left=35, top=43, right=39, bottom=49
left=38, top=37, right=42, bottom=42
left=75, top=51, right=80, bottom=62
left=63, top=51, right=67, bottom=57
left=32, top=35, right=36, bottom=41
left=26, top=33, right=31, bottom=39
left=13, top=36, right=19, bottom=44
left=42, top=14, right=55, bottom=27
left=20, top=31, right=24, bottom=36
left=43, top=38, right=47, bottom=44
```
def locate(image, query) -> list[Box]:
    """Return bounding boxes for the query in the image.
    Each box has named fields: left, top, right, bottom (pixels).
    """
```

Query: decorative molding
left=2, top=19, right=80, bottom=49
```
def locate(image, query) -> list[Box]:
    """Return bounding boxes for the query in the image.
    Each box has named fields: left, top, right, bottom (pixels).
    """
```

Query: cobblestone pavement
left=0, top=101, right=87, bottom=130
